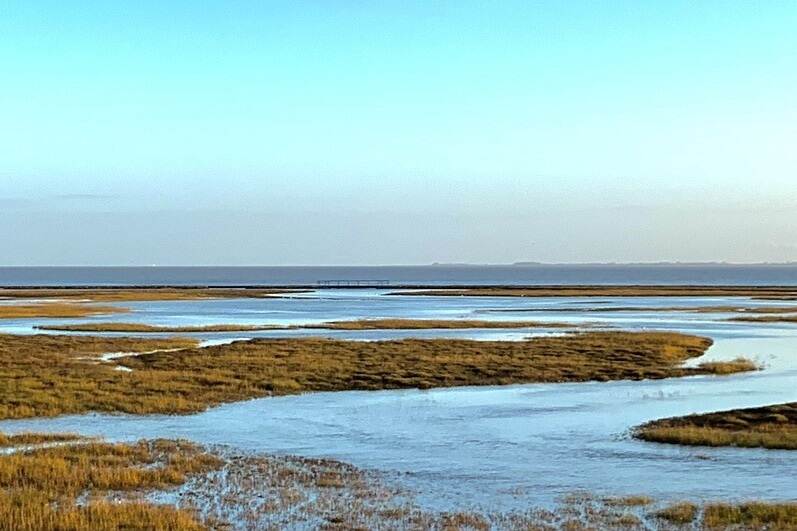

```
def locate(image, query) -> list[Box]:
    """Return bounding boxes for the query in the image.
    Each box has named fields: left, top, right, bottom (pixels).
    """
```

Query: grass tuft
left=696, top=357, right=760, bottom=375
left=654, top=502, right=698, bottom=524
left=703, top=501, right=797, bottom=529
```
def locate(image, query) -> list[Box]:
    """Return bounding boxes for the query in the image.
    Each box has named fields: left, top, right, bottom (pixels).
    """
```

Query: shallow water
left=1, top=290, right=796, bottom=510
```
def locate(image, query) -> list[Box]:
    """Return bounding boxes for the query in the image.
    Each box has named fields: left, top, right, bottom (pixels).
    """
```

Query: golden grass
left=0, top=331, right=722, bottom=420
left=36, top=322, right=284, bottom=333
left=0, top=432, right=84, bottom=447
left=654, top=501, right=699, bottom=524
left=39, top=318, right=576, bottom=333
left=695, top=357, right=760, bottom=375
left=2, top=434, right=795, bottom=530
left=0, top=436, right=219, bottom=531
left=0, top=303, right=127, bottom=319
left=0, top=334, right=199, bottom=419
left=729, top=314, right=797, bottom=323
left=0, top=287, right=306, bottom=302
left=635, top=402, right=797, bottom=450
left=0, top=439, right=221, bottom=495
left=487, top=304, right=797, bottom=314
left=307, top=318, right=575, bottom=329
left=702, top=501, right=797, bottom=529
left=0, top=498, right=205, bottom=531
left=602, top=495, right=654, bottom=507
left=0, top=287, right=308, bottom=320
left=392, top=285, right=797, bottom=298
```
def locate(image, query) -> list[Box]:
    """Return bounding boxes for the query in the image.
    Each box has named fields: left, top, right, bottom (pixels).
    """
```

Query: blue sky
left=1, top=1, right=795, bottom=265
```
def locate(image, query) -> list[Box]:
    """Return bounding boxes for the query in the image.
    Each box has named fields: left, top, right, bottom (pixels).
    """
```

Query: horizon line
left=2, top=262, right=797, bottom=268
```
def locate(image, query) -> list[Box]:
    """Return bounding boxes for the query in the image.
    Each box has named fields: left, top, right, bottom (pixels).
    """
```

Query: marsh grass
left=0, top=496, right=206, bottom=531
left=603, top=495, right=654, bottom=507
left=0, top=303, right=127, bottom=319
left=0, top=432, right=84, bottom=447
left=695, top=357, right=760, bottom=375
left=0, top=437, right=220, bottom=531
left=654, top=502, right=698, bottom=524
left=39, top=318, right=576, bottom=333
left=36, top=322, right=285, bottom=333
left=2, top=434, right=795, bottom=530
left=393, top=285, right=797, bottom=298
left=0, top=331, right=722, bottom=420
left=635, top=402, right=797, bottom=450
left=0, top=288, right=306, bottom=320
left=702, top=501, right=797, bottom=529
left=307, top=318, right=576, bottom=329
left=0, top=287, right=305, bottom=302
left=487, top=305, right=797, bottom=315
left=0, top=334, right=199, bottom=419
left=729, top=314, right=797, bottom=324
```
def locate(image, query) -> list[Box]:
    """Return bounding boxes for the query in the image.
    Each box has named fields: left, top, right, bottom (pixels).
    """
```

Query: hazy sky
left=1, top=1, right=795, bottom=265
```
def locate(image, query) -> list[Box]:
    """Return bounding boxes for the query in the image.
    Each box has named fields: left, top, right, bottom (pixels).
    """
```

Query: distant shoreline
left=3, top=283, right=797, bottom=291
left=3, top=262, right=797, bottom=268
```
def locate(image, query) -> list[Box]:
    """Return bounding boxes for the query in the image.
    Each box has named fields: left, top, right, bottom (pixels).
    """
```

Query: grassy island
left=0, top=287, right=306, bottom=302
left=635, top=403, right=797, bottom=450
left=35, top=322, right=285, bottom=333
left=305, top=318, right=576, bottom=329
left=0, top=331, right=753, bottom=420
left=391, top=285, right=797, bottom=299
left=0, top=303, right=127, bottom=319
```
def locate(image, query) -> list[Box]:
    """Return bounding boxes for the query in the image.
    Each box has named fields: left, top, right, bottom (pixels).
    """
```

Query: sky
left=1, top=1, right=795, bottom=265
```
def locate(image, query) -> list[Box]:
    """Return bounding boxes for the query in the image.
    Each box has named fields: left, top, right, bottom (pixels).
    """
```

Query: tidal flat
left=2, top=432, right=796, bottom=530
left=1, top=287, right=796, bottom=528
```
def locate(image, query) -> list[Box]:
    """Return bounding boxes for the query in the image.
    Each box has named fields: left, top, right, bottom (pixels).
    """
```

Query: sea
left=0, top=264, right=796, bottom=286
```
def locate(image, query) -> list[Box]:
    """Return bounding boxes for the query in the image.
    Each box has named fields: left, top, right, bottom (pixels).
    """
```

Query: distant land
left=431, top=262, right=797, bottom=267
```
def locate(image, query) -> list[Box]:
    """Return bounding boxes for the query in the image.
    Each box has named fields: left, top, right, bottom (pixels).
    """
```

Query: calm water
left=1, top=290, right=796, bottom=510
left=1, top=264, right=797, bottom=286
